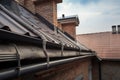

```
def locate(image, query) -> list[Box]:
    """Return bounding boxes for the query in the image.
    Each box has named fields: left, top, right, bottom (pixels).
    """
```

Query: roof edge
left=58, top=15, right=80, bottom=26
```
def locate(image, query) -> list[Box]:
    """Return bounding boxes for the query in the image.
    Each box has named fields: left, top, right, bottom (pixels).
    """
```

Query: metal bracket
left=12, top=44, right=21, bottom=77
left=43, top=40, right=49, bottom=68
left=78, top=47, right=81, bottom=55
left=61, top=42, right=64, bottom=56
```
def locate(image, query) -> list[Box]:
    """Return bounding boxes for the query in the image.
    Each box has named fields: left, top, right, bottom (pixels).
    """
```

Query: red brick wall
left=62, top=23, right=76, bottom=39
left=17, top=0, right=60, bottom=26
left=17, top=0, right=35, bottom=13
left=17, top=0, right=24, bottom=5
left=14, top=58, right=91, bottom=80
left=35, top=0, right=58, bottom=26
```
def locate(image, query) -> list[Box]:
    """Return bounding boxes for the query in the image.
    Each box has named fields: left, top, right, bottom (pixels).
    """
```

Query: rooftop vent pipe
left=112, top=25, right=117, bottom=34
left=117, top=25, right=120, bottom=34
left=62, top=14, right=65, bottom=18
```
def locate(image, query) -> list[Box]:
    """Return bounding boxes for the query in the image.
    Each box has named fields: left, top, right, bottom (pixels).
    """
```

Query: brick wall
left=17, top=0, right=35, bottom=13
left=17, top=0, right=60, bottom=26
left=35, top=0, right=58, bottom=26
left=17, top=0, right=24, bottom=5
left=57, top=22, right=62, bottom=30
left=62, top=23, right=76, bottom=39
left=14, top=57, right=91, bottom=80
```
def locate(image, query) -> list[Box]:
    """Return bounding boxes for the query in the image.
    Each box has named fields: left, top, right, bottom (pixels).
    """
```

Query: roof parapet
left=58, top=15, right=80, bottom=26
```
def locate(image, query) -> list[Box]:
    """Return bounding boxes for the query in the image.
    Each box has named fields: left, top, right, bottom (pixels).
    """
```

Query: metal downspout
left=43, top=40, right=49, bottom=67
left=61, top=43, right=64, bottom=56
left=12, top=44, right=21, bottom=77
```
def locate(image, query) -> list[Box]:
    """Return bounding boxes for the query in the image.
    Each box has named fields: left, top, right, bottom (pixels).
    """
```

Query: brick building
left=17, top=0, right=62, bottom=26
left=77, top=29, right=120, bottom=80
left=0, top=0, right=120, bottom=80
left=1, top=0, right=119, bottom=80
left=58, top=15, right=79, bottom=40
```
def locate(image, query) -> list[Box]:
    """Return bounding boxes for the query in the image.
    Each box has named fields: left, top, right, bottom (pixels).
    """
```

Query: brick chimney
left=17, top=0, right=62, bottom=26
left=17, top=0, right=36, bottom=13
left=58, top=15, right=80, bottom=39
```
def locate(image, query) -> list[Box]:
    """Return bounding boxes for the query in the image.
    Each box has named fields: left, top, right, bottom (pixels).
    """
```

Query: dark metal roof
left=0, top=0, right=87, bottom=50
left=0, top=0, right=93, bottom=60
left=0, top=0, right=94, bottom=79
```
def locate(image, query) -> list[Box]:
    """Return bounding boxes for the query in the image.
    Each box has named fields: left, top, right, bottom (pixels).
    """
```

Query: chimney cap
left=117, top=25, right=120, bottom=34
left=58, top=15, right=80, bottom=26
left=62, top=14, right=65, bottom=18
left=112, top=25, right=117, bottom=34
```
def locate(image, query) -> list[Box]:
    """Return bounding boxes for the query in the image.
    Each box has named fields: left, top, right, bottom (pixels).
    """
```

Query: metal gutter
left=0, top=29, right=43, bottom=45
left=0, top=55, right=92, bottom=80
left=0, top=4, right=48, bottom=41
left=0, top=29, right=81, bottom=51
left=0, top=4, right=83, bottom=51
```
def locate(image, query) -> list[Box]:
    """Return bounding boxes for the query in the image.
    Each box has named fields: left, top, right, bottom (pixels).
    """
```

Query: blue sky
left=57, top=0, right=120, bottom=34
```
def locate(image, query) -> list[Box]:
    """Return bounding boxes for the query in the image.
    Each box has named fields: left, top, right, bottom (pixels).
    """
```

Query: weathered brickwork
left=57, top=22, right=62, bottom=30
left=17, top=0, right=35, bottom=13
left=17, top=0, right=60, bottom=26
left=35, top=1, right=58, bottom=26
left=14, top=58, right=91, bottom=80
left=16, top=0, right=24, bottom=5
left=62, top=23, right=76, bottom=39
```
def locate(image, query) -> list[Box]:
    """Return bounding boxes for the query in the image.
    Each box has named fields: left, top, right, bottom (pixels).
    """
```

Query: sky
left=57, top=0, right=120, bottom=34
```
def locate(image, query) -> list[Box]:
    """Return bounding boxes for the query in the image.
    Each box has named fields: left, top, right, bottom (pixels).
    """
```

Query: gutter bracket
left=12, top=44, right=21, bottom=77
left=61, top=43, right=64, bottom=56
left=43, top=40, right=50, bottom=68
left=78, top=47, right=81, bottom=55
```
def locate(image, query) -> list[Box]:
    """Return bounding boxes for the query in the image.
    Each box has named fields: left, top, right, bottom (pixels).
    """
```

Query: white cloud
left=57, top=0, right=120, bottom=34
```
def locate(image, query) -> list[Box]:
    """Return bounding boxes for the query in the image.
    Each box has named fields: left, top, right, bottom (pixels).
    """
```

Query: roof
left=0, top=1, right=94, bottom=79
left=58, top=15, right=80, bottom=26
left=0, top=0, right=92, bottom=62
left=77, top=32, right=120, bottom=60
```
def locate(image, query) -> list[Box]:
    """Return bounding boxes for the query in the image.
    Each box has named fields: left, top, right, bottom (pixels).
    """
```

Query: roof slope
left=0, top=0, right=92, bottom=61
left=0, top=1, right=94, bottom=79
left=77, top=32, right=120, bottom=60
